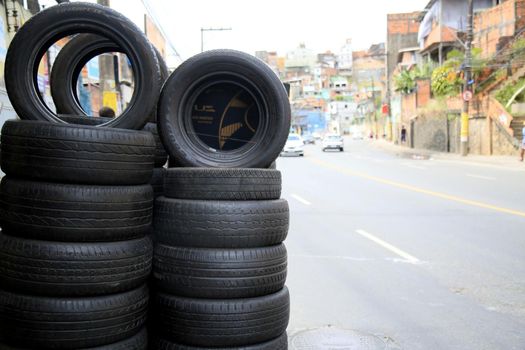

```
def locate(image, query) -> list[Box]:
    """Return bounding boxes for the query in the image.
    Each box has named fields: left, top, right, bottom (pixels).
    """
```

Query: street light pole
left=461, top=0, right=474, bottom=156
left=200, top=27, right=232, bottom=52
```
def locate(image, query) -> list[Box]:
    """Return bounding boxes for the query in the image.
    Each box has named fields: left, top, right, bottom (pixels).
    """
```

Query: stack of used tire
left=0, top=2, right=294, bottom=349
left=0, top=3, right=163, bottom=349
left=0, top=120, right=155, bottom=349
left=151, top=168, right=290, bottom=349
left=149, top=51, right=292, bottom=349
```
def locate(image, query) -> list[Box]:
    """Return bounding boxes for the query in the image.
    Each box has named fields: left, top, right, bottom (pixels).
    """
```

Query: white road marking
left=290, top=254, right=373, bottom=262
left=291, top=194, right=312, bottom=206
left=465, top=174, right=496, bottom=181
left=355, top=229, right=420, bottom=264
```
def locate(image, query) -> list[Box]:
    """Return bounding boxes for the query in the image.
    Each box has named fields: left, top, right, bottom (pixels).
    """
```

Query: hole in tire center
left=73, top=52, right=135, bottom=118
left=190, top=81, right=260, bottom=151
left=38, top=35, right=136, bottom=122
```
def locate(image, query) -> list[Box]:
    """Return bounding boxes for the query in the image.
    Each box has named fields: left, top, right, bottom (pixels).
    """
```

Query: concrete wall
left=490, top=117, right=521, bottom=155
left=412, top=114, right=450, bottom=152
left=468, top=117, right=491, bottom=155
left=449, top=115, right=460, bottom=154
left=409, top=112, right=519, bottom=156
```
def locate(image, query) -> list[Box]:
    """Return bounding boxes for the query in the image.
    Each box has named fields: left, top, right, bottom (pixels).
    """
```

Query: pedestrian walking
left=401, top=125, right=407, bottom=144
left=521, top=121, right=525, bottom=162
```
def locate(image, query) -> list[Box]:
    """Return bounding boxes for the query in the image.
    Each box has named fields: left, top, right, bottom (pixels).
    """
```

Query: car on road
left=281, top=133, right=304, bottom=156
left=302, top=134, right=315, bottom=144
left=322, top=134, right=344, bottom=152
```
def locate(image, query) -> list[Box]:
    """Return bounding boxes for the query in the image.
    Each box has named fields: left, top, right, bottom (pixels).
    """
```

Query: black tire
left=154, top=287, right=289, bottom=347
left=151, top=333, right=287, bottom=350
left=143, top=123, right=168, bottom=167
left=0, top=177, right=153, bottom=242
left=153, top=244, right=287, bottom=298
left=0, top=328, right=148, bottom=350
left=0, top=233, right=152, bottom=296
left=57, top=116, right=168, bottom=167
left=167, top=157, right=182, bottom=168
left=268, top=161, right=277, bottom=169
left=0, top=285, right=148, bottom=349
left=157, top=50, right=290, bottom=168
left=163, top=168, right=281, bottom=200
left=153, top=198, right=289, bottom=248
left=5, top=3, right=161, bottom=130
left=58, top=115, right=111, bottom=126
left=50, top=34, right=168, bottom=124
left=148, top=45, right=170, bottom=123
left=0, top=120, right=155, bottom=185
left=151, top=167, right=166, bottom=198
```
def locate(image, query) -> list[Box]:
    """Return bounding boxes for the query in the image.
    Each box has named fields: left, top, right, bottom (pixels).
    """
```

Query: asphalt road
left=280, top=138, right=525, bottom=350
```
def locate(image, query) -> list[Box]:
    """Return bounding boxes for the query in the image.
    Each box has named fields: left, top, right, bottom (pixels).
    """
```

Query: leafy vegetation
left=431, top=65, right=464, bottom=97
left=394, top=69, right=417, bottom=95
left=393, top=63, right=434, bottom=95
left=429, top=49, right=487, bottom=97
left=495, top=77, right=525, bottom=107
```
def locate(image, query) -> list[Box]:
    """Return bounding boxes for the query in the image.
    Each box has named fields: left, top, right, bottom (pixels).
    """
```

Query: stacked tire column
left=151, top=168, right=290, bottom=349
left=0, top=121, right=156, bottom=349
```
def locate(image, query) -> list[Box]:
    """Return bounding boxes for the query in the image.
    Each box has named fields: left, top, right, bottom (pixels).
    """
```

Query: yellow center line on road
left=310, top=157, right=525, bottom=218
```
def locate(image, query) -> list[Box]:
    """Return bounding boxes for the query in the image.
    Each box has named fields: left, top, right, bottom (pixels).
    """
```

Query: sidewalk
left=369, top=139, right=525, bottom=171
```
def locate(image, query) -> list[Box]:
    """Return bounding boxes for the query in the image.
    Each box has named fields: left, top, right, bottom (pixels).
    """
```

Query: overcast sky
left=41, top=0, right=429, bottom=63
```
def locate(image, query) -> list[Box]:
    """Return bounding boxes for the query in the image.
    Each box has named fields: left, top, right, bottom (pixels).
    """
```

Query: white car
left=281, top=133, right=304, bottom=156
left=322, top=134, right=344, bottom=152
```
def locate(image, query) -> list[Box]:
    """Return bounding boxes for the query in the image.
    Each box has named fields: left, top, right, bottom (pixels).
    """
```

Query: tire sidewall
left=158, top=50, right=290, bottom=168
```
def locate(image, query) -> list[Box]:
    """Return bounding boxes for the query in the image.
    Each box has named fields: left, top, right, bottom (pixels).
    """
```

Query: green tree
left=394, top=69, right=417, bottom=95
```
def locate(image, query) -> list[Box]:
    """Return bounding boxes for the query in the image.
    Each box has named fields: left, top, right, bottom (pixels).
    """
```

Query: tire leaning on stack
left=151, top=168, right=290, bottom=349
left=4, top=2, right=161, bottom=130
left=0, top=120, right=156, bottom=349
left=49, top=31, right=170, bottom=195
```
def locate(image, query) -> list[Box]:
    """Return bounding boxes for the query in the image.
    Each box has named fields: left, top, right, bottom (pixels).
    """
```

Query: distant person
left=401, top=125, right=407, bottom=144
left=521, top=121, right=525, bottom=162
left=99, top=106, right=116, bottom=118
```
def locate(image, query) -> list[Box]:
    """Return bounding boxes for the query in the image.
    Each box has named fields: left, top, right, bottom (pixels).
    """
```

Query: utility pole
left=200, top=27, right=232, bottom=52
left=97, top=0, right=114, bottom=113
left=461, top=0, right=474, bottom=156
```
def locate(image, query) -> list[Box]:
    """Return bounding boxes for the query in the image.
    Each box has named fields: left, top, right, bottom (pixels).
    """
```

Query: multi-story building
left=285, top=43, right=316, bottom=73
left=386, top=11, right=422, bottom=140
left=328, top=100, right=358, bottom=135
left=417, top=0, right=495, bottom=64
left=353, top=43, right=386, bottom=97
left=338, top=38, right=353, bottom=75
left=255, top=50, right=286, bottom=78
